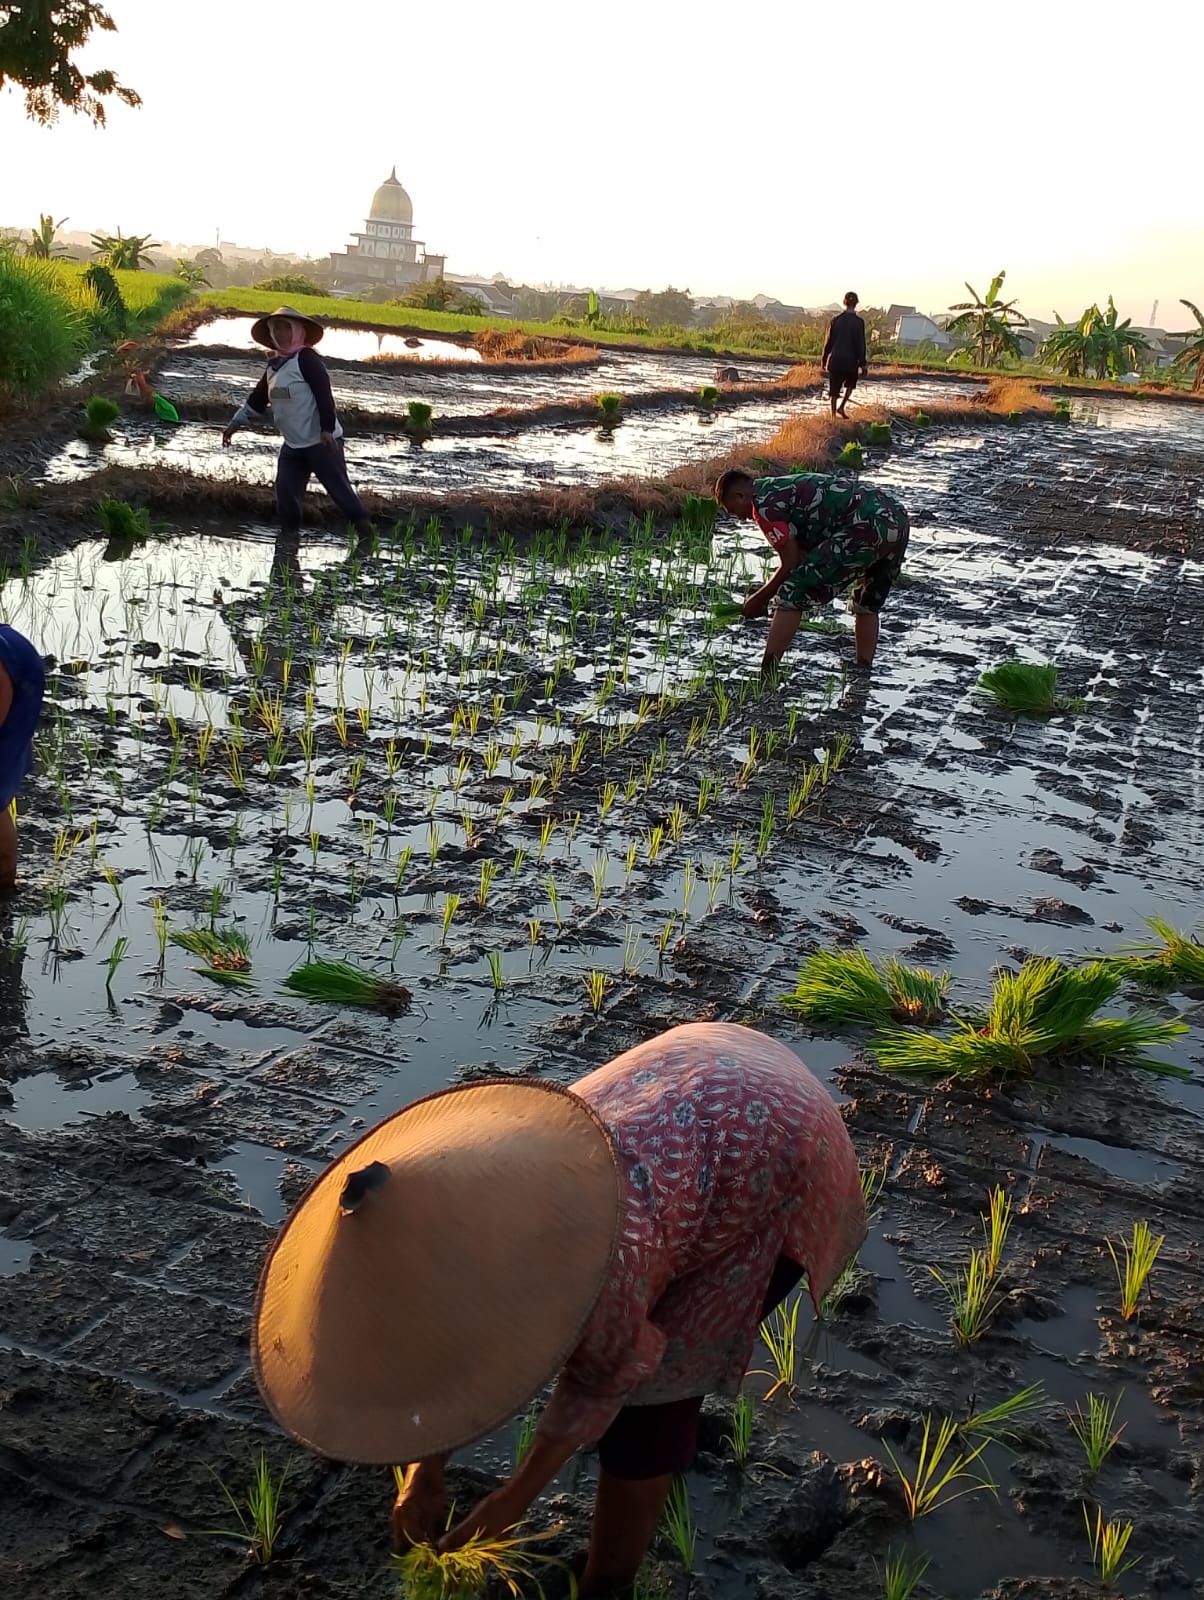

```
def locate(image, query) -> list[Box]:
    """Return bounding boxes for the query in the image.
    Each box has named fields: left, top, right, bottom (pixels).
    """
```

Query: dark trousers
left=596, top=1254, right=804, bottom=1480
left=275, top=439, right=369, bottom=532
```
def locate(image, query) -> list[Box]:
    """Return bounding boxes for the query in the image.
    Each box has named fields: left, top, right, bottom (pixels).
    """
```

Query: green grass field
left=40, top=261, right=191, bottom=328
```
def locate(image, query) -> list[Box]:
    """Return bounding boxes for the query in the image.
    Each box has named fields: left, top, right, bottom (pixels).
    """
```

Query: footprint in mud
left=767, top=1453, right=846, bottom=1569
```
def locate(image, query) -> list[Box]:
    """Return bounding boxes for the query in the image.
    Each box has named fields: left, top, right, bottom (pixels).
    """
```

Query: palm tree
left=90, top=230, right=160, bottom=270
left=25, top=214, right=69, bottom=259
left=947, top=271, right=1027, bottom=367
left=175, top=257, right=210, bottom=288
left=1172, top=299, right=1204, bottom=391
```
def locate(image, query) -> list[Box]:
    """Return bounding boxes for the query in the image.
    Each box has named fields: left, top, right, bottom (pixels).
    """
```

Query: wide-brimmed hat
left=250, top=305, right=326, bottom=350
left=252, top=1079, right=621, bottom=1465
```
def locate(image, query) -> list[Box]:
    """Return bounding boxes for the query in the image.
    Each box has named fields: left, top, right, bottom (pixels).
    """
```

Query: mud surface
left=1, top=329, right=1203, bottom=1599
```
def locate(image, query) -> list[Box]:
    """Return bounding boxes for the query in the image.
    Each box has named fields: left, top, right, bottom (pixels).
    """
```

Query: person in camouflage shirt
left=714, top=469, right=910, bottom=673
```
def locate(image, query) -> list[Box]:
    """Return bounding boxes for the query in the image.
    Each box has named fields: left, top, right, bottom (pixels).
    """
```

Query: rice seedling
left=914, top=410, right=932, bottom=428
left=205, top=1452, right=288, bottom=1564
left=1106, top=914, right=1204, bottom=992
left=1067, top=1391, right=1125, bottom=1473
left=104, top=935, right=128, bottom=990
left=405, top=400, right=434, bottom=440
left=96, top=496, right=151, bottom=547
left=661, top=1477, right=697, bottom=1572
left=439, top=893, right=462, bottom=947
left=756, top=1293, right=802, bottom=1401
left=883, top=1414, right=996, bottom=1519
left=782, top=948, right=947, bottom=1029
left=582, top=970, right=608, bottom=1014
left=1106, top=1220, right=1164, bottom=1320
left=596, top=392, right=624, bottom=424
left=282, top=959, right=412, bottom=1015
left=978, top=660, right=1085, bottom=717
left=513, top=1403, right=539, bottom=1467
left=698, top=384, right=720, bottom=409
left=476, top=859, right=498, bottom=910
left=170, top=926, right=253, bottom=986
left=655, top=916, right=677, bottom=966
left=875, top=1548, right=930, bottom=1600
left=711, top=598, right=745, bottom=624
left=545, top=877, right=563, bottom=931
left=929, top=1248, right=1001, bottom=1345
left=722, top=1389, right=755, bottom=1468
left=837, top=440, right=864, bottom=468
left=872, top=958, right=1189, bottom=1081
left=982, top=1185, right=1013, bottom=1280
left=867, top=421, right=893, bottom=446
left=1084, top=1505, right=1139, bottom=1587
left=960, top=1381, right=1047, bottom=1445
left=396, top=1525, right=561, bottom=1600
left=486, top=950, right=505, bottom=995
left=81, top=394, right=120, bottom=442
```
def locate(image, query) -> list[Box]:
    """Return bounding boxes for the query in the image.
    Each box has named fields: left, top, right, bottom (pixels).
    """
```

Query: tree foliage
left=25, top=212, right=69, bottom=258
left=90, top=230, right=159, bottom=270
left=395, top=277, right=486, bottom=314
left=254, top=273, right=324, bottom=296
left=1041, top=298, right=1151, bottom=379
left=0, top=0, right=140, bottom=124
left=1172, top=299, right=1204, bottom=392
left=947, top=271, right=1027, bottom=367
left=632, top=285, right=694, bottom=328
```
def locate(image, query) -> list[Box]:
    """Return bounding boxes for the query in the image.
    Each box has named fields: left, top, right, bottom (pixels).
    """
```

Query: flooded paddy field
left=1, top=325, right=1203, bottom=1599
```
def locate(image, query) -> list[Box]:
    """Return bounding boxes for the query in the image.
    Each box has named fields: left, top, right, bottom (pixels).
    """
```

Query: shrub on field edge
left=0, top=256, right=87, bottom=398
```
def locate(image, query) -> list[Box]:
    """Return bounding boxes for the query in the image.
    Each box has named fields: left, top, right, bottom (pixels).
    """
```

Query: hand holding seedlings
left=253, top=1024, right=865, bottom=1597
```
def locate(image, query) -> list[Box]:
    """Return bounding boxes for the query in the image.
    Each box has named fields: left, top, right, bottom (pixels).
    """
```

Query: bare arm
left=744, top=537, right=804, bottom=617
left=441, top=1430, right=580, bottom=1547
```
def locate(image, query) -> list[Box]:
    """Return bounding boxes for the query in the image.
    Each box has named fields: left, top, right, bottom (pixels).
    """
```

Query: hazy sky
left=2, top=0, right=1200, bottom=326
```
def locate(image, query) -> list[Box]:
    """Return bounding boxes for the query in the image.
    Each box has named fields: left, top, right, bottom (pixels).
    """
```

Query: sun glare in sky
left=2, top=0, right=1200, bottom=325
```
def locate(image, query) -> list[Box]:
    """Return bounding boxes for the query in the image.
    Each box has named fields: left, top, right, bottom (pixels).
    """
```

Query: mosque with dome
left=328, top=169, right=446, bottom=294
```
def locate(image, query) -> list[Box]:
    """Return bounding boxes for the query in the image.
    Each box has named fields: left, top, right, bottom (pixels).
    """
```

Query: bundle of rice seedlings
left=711, top=598, right=745, bottom=624
left=866, top=422, right=893, bottom=446
left=836, top=441, right=864, bottom=468
left=396, top=1527, right=562, bottom=1600
left=1053, top=398, right=1072, bottom=421
left=978, top=660, right=1085, bottom=717
left=170, top=926, right=253, bottom=986
left=872, top=959, right=1188, bottom=1082
left=914, top=411, right=932, bottom=428
left=1006, top=410, right=1024, bottom=426
left=80, top=394, right=120, bottom=442
left=781, top=948, right=948, bottom=1029
left=596, top=392, right=623, bottom=423
left=282, top=958, right=412, bottom=1015
left=698, top=384, right=720, bottom=409
left=1106, top=915, right=1204, bottom=992
left=96, top=496, right=152, bottom=544
left=406, top=400, right=434, bottom=440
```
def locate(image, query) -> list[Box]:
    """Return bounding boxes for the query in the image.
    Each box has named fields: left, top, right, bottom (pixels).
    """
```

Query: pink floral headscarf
left=270, top=318, right=309, bottom=359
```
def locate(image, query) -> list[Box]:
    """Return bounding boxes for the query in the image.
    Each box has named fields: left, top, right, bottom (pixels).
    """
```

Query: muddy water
left=2, top=384, right=1204, bottom=1596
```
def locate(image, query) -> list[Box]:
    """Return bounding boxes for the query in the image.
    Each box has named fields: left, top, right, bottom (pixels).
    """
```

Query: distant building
left=447, top=276, right=516, bottom=316
left=886, top=305, right=957, bottom=352
left=329, top=169, right=445, bottom=294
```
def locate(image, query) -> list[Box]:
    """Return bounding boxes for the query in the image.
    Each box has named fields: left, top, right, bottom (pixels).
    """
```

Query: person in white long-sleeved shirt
left=222, top=305, right=373, bottom=547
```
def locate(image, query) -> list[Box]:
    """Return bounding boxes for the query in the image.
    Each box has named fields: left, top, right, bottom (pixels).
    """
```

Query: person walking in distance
left=821, top=292, right=868, bottom=417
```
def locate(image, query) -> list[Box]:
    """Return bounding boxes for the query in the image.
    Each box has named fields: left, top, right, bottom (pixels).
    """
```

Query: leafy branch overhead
left=0, top=0, right=140, bottom=125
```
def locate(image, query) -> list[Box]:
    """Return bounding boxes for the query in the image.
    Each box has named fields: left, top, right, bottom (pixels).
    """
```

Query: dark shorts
left=827, top=365, right=859, bottom=398
left=778, top=494, right=910, bottom=617
left=0, top=625, right=45, bottom=810
left=595, top=1254, right=804, bottom=1480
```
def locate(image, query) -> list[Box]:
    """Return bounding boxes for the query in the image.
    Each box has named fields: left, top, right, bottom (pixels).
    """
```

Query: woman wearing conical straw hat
left=253, top=1022, right=865, bottom=1593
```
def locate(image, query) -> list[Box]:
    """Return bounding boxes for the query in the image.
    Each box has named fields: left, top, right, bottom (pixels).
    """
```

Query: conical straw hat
left=249, top=305, right=326, bottom=349
left=252, top=1079, right=621, bottom=1464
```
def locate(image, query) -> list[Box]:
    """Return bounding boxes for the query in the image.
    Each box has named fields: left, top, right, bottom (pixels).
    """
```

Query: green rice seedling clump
left=406, top=400, right=434, bottom=438
left=1084, top=1505, right=1139, bottom=1586
left=81, top=394, right=120, bottom=440
left=205, top=1452, right=287, bottom=1564
left=978, top=659, right=1085, bottom=717
left=867, top=421, right=892, bottom=445
left=781, top=947, right=947, bottom=1029
left=883, top=1413, right=996, bottom=1519
left=872, top=958, right=1188, bottom=1082
left=960, top=1381, right=1047, bottom=1445
left=1068, top=1391, right=1125, bottom=1473
left=661, top=1477, right=697, bottom=1571
left=711, top=598, right=745, bottom=624
left=698, top=383, right=720, bottom=408
left=170, top=926, right=253, bottom=985
left=837, top=440, right=864, bottom=468
left=596, top=391, right=624, bottom=422
left=1107, top=1220, right=1164, bottom=1320
left=930, top=1248, right=1001, bottom=1345
left=1107, top=915, right=1204, bottom=992
left=876, top=1548, right=931, bottom=1600
left=96, top=496, right=152, bottom=545
left=283, top=957, right=412, bottom=1015
left=397, top=1527, right=561, bottom=1600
